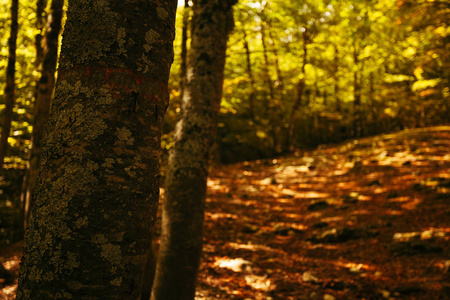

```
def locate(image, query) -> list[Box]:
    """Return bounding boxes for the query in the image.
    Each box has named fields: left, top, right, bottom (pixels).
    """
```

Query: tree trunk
left=286, top=28, right=308, bottom=152
left=20, top=0, right=48, bottom=227
left=16, top=1, right=177, bottom=299
left=150, top=1, right=236, bottom=299
left=333, top=43, right=341, bottom=113
left=353, top=43, right=362, bottom=137
left=22, top=0, right=64, bottom=232
left=259, top=22, right=280, bottom=152
left=0, top=0, right=19, bottom=169
left=35, top=0, right=48, bottom=69
left=179, top=0, right=190, bottom=102
left=242, top=29, right=256, bottom=120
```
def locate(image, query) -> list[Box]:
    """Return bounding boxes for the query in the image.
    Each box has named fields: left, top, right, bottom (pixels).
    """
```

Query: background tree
left=0, top=0, right=19, bottom=169
left=22, top=0, right=64, bottom=231
left=16, top=0, right=177, bottom=299
left=151, top=1, right=237, bottom=299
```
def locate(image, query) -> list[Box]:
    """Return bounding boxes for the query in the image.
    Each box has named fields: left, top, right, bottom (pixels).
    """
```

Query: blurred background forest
left=0, top=0, right=448, bottom=243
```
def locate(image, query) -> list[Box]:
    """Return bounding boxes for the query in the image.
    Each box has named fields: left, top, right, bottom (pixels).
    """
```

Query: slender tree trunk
left=333, top=43, right=341, bottom=113
left=35, top=0, right=48, bottom=69
left=179, top=0, right=190, bottom=101
left=260, top=24, right=275, bottom=102
left=0, top=0, right=19, bottom=169
left=260, top=22, right=282, bottom=152
left=22, top=0, right=64, bottom=232
left=242, top=29, right=256, bottom=120
left=353, top=46, right=362, bottom=137
left=20, top=0, right=48, bottom=225
left=16, top=1, right=177, bottom=299
left=151, top=1, right=236, bottom=299
left=286, top=28, right=308, bottom=152
left=268, top=23, right=285, bottom=153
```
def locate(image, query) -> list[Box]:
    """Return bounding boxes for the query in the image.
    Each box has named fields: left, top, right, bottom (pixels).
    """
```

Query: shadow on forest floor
left=1, top=126, right=449, bottom=299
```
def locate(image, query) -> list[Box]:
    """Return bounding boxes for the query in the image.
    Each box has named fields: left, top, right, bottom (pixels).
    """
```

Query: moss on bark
left=16, top=1, right=177, bottom=299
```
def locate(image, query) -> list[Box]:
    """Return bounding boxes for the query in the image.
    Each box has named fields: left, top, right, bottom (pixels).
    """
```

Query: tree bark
left=16, top=1, right=177, bottom=299
left=150, top=1, right=236, bottom=299
left=22, top=0, right=64, bottom=232
left=0, top=0, right=19, bottom=169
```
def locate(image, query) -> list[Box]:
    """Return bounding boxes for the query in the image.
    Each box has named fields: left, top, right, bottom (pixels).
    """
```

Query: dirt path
left=1, top=126, right=449, bottom=299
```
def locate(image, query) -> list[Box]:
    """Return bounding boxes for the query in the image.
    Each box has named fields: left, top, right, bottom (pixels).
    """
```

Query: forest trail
left=1, top=126, right=449, bottom=299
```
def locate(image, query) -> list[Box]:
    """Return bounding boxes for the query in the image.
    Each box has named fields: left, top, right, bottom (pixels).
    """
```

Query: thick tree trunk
left=0, top=0, right=19, bottom=169
left=16, top=1, right=176, bottom=299
left=150, top=1, right=236, bottom=299
left=22, top=0, right=64, bottom=232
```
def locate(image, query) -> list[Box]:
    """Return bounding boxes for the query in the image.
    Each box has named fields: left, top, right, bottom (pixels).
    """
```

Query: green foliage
left=0, top=0, right=448, bottom=167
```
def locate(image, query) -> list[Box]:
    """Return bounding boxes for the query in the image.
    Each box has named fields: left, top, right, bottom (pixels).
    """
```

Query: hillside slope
left=198, top=126, right=450, bottom=299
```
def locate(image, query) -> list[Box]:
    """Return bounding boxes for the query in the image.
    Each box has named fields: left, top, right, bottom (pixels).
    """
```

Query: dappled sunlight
left=205, top=212, right=238, bottom=221
left=351, top=209, right=371, bottom=215
left=244, top=275, right=274, bottom=292
left=226, top=242, right=279, bottom=253
left=294, top=191, right=330, bottom=199
left=384, top=210, right=403, bottom=216
left=318, top=216, right=344, bottom=223
left=337, top=261, right=375, bottom=272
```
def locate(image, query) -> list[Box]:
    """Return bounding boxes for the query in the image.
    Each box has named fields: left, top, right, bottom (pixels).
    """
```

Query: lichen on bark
left=151, top=1, right=237, bottom=300
left=16, top=1, right=177, bottom=299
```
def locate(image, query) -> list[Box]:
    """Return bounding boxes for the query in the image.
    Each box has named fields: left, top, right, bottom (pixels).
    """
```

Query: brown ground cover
left=1, top=126, right=449, bottom=299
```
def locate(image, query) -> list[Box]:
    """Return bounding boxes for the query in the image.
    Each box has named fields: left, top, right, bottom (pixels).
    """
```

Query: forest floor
left=1, top=126, right=449, bottom=299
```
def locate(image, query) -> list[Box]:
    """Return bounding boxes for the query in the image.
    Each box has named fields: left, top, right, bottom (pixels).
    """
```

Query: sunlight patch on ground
left=283, top=212, right=302, bottom=219
left=214, top=257, right=253, bottom=273
left=271, top=222, right=308, bottom=231
left=333, top=169, right=348, bottom=175
left=374, top=187, right=389, bottom=194
left=352, top=209, right=372, bottom=215
left=320, top=216, right=344, bottom=223
left=226, top=242, right=280, bottom=253
left=280, top=165, right=310, bottom=174
left=245, top=275, right=274, bottom=291
left=294, top=191, right=330, bottom=199
left=337, top=261, right=375, bottom=272
left=297, top=183, right=315, bottom=188
left=385, top=210, right=403, bottom=215
left=276, top=198, right=295, bottom=204
left=388, top=196, right=412, bottom=203
left=307, top=243, right=339, bottom=250
left=357, top=195, right=372, bottom=201
left=205, top=212, right=238, bottom=220
left=230, top=199, right=258, bottom=207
